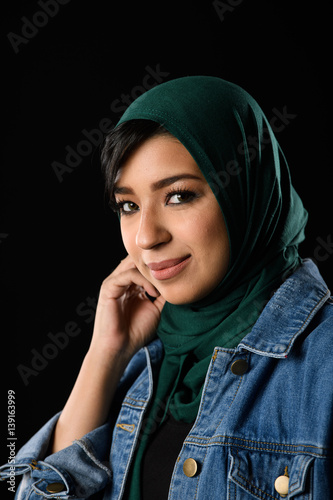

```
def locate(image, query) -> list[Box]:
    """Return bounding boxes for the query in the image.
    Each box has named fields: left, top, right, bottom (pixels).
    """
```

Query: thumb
left=154, top=295, right=166, bottom=314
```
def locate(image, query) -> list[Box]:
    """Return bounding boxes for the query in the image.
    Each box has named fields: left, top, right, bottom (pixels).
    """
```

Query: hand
left=89, top=255, right=166, bottom=362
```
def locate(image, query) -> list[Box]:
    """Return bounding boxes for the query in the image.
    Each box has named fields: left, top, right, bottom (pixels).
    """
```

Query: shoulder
left=308, top=294, right=333, bottom=337
left=300, top=293, right=333, bottom=371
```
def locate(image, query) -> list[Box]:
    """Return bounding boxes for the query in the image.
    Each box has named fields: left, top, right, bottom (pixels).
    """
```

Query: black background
left=1, top=0, right=332, bottom=494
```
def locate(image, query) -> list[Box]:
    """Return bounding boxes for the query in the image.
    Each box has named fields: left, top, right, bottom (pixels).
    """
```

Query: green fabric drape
left=116, top=76, right=308, bottom=497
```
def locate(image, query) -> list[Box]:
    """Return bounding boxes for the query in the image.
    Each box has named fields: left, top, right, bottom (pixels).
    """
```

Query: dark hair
left=101, top=119, right=171, bottom=209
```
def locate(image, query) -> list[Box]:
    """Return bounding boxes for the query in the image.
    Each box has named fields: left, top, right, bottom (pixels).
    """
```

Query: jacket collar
left=147, top=260, right=331, bottom=362
left=238, top=259, right=330, bottom=358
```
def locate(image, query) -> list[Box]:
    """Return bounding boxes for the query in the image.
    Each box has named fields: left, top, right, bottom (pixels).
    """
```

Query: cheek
left=120, top=224, right=137, bottom=256
left=196, top=212, right=230, bottom=269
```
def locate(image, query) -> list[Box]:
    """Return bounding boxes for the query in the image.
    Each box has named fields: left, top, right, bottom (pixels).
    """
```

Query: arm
left=52, top=255, right=165, bottom=453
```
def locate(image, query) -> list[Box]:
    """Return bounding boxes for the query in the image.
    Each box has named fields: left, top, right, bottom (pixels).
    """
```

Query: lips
left=147, top=255, right=191, bottom=280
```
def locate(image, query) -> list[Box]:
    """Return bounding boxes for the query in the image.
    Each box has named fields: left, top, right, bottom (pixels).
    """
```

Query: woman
left=1, top=76, right=332, bottom=499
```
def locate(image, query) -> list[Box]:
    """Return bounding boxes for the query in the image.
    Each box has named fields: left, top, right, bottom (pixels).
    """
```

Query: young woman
left=2, top=76, right=332, bottom=499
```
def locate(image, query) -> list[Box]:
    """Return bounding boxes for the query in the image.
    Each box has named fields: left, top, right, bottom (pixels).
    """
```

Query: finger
left=102, top=268, right=159, bottom=301
left=153, top=295, right=166, bottom=314
left=110, top=255, right=137, bottom=276
left=119, top=255, right=136, bottom=269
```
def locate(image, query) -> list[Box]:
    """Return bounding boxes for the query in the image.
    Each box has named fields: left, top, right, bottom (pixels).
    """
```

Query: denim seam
left=288, top=454, right=313, bottom=492
left=74, top=439, right=112, bottom=479
left=32, top=481, right=68, bottom=498
left=118, top=404, right=149, bottom=499
left=115, top=423, right=135, bottom=433
left=215, top=354, right=248, bottom=430
left=185, top=351, right=247, bottom=499
left=193, top=348, right=221, bottom=428
left=123, top=402, right=147, bottom=409
left=170, top=443, right=201, bottom=499
left=227, top=454, right=236, bottom=500
left=240, top=289, right=330, bottom=356
left=194, top=439, right=210, bottom=500
left=186, top=435, right=328, bottom=451
left=124, top=396, right=147, bottom=403
left=191, top=351, right=248, bottom=434
left=111, top=403, right=127, bottom=454
left=183, top=441, right=326, bottom=458
left=117, top=348, right=153, bottom=500
left=233, top=449, right=279, bottom=500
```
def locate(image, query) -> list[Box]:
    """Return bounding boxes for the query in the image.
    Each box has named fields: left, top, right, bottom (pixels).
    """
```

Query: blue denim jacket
left=1, top=260, right=333, bottom=499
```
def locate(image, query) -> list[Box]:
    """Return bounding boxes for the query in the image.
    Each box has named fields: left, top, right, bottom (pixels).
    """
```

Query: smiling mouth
left=147, top=255, right=191, bottom=280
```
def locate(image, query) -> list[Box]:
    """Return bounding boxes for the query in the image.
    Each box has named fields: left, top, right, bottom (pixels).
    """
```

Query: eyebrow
left=114, top=174, right=202, bottom=195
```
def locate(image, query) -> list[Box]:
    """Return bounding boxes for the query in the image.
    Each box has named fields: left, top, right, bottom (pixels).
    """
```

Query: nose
left=136, top=209, right=171, bottom=249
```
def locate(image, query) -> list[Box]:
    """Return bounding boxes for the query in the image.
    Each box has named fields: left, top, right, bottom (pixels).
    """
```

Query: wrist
left=86, top=342, right=134, bottom=373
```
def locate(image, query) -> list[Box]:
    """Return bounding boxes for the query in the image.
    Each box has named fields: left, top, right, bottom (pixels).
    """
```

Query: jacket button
left=274, top=475, right=289, bottom=497
left=230, top=359, right=248, bottom=375
left=183, top=458, right=198, bottom=477
left=46, top=483, right=66, bottom=493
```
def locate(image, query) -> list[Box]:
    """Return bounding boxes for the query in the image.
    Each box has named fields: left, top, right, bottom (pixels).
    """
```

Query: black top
left=141, top=413, right=193, bottom=499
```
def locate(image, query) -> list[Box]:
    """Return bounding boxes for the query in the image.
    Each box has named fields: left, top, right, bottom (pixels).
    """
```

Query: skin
left=115, top=135, right=230, bottom=305
left=52, top=135, right=230, bottom=453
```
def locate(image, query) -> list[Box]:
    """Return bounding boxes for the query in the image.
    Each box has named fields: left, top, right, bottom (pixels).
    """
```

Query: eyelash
left=114, top=188, right=198, bottom=216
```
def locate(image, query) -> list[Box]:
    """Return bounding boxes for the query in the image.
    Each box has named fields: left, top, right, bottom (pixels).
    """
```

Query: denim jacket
left=1, top=259, right=333, bottom=499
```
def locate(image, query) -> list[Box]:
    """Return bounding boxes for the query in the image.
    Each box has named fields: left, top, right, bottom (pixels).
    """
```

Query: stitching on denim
left=124, top=396, right=147, bottom=403
left=74, top=438, right=112, bottom=479
left=111, top=402, right=127, bottom=453
left=187, top=351, right=247, bottom=499
left=116, top=404, right=148, bottom=498
left=232, top=450, right=279, bottom=500
left=183, top=440, right=328, bottom=458
left=37, top=460, right=72, bottom=486
left=191, top=354, right=223, bottom=500
left=123, top=402, right=148, bottom=410
left=288, top=454, right=313, bottom=491
left=168, top=443, right=202, bottom=498
left=215, top=348, right=236, bottom=354
left=194, top=442, right=209, bottom=500
left=193, top=351, right=248, bottom=434
left=216, top=353, right=248, bottom=430
left=186, top=434, right=329, bottom=451
left=231, top=472, right=274, bottom=499
left=31, top=478, right=45, bottom=494
left=240, top=289, right=330, bottom=355
left=227, top=451, right=236, bottom=500
left=115, top=423, right=135, bottom=433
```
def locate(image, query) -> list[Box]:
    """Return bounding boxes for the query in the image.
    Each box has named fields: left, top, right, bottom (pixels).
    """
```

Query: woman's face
left=114, top=135, right=230, bottom=304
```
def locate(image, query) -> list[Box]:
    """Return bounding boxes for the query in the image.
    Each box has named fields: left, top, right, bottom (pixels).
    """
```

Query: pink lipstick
left=147, top=256, right=191, bottom=280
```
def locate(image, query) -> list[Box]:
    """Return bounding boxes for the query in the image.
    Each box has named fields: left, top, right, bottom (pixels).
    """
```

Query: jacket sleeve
left=0, top=412, right=113, bottom=499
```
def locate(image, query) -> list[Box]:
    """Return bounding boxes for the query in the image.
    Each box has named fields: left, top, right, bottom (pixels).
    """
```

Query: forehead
left=115, top=135, right=205, bottom=187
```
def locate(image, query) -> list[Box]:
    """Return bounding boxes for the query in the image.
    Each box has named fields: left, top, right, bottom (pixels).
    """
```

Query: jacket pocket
left=228, top=448, right=314, bottom=499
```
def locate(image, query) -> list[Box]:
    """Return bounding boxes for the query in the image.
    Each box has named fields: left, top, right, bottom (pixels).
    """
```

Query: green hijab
left=116, top=76, right=308, bottom=494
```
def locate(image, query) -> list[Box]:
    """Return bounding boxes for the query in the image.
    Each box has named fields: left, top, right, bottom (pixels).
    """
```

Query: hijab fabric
left=115, top=76, right=308, bottom=495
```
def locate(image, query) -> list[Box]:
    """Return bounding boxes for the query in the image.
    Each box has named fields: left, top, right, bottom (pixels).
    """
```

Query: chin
left=156, top=285, right=207, bottom=306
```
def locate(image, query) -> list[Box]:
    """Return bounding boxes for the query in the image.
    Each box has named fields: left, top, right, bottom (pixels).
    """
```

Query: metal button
left=46, top=482, right=66, bottom=493
left=231, top=359, right=248, bottom=375
left=274, top=474, right=289, bottom=497
left=183, top=458, right=198, bottom=477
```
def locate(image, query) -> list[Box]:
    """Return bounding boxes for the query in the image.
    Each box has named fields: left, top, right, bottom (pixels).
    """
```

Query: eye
left=115, top=201, right=139, bottom=215
left=167, top=190, right=197, bottom=205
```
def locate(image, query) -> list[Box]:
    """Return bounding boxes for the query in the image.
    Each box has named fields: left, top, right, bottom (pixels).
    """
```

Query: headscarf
left=115, top=76, right=308, bottom=495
